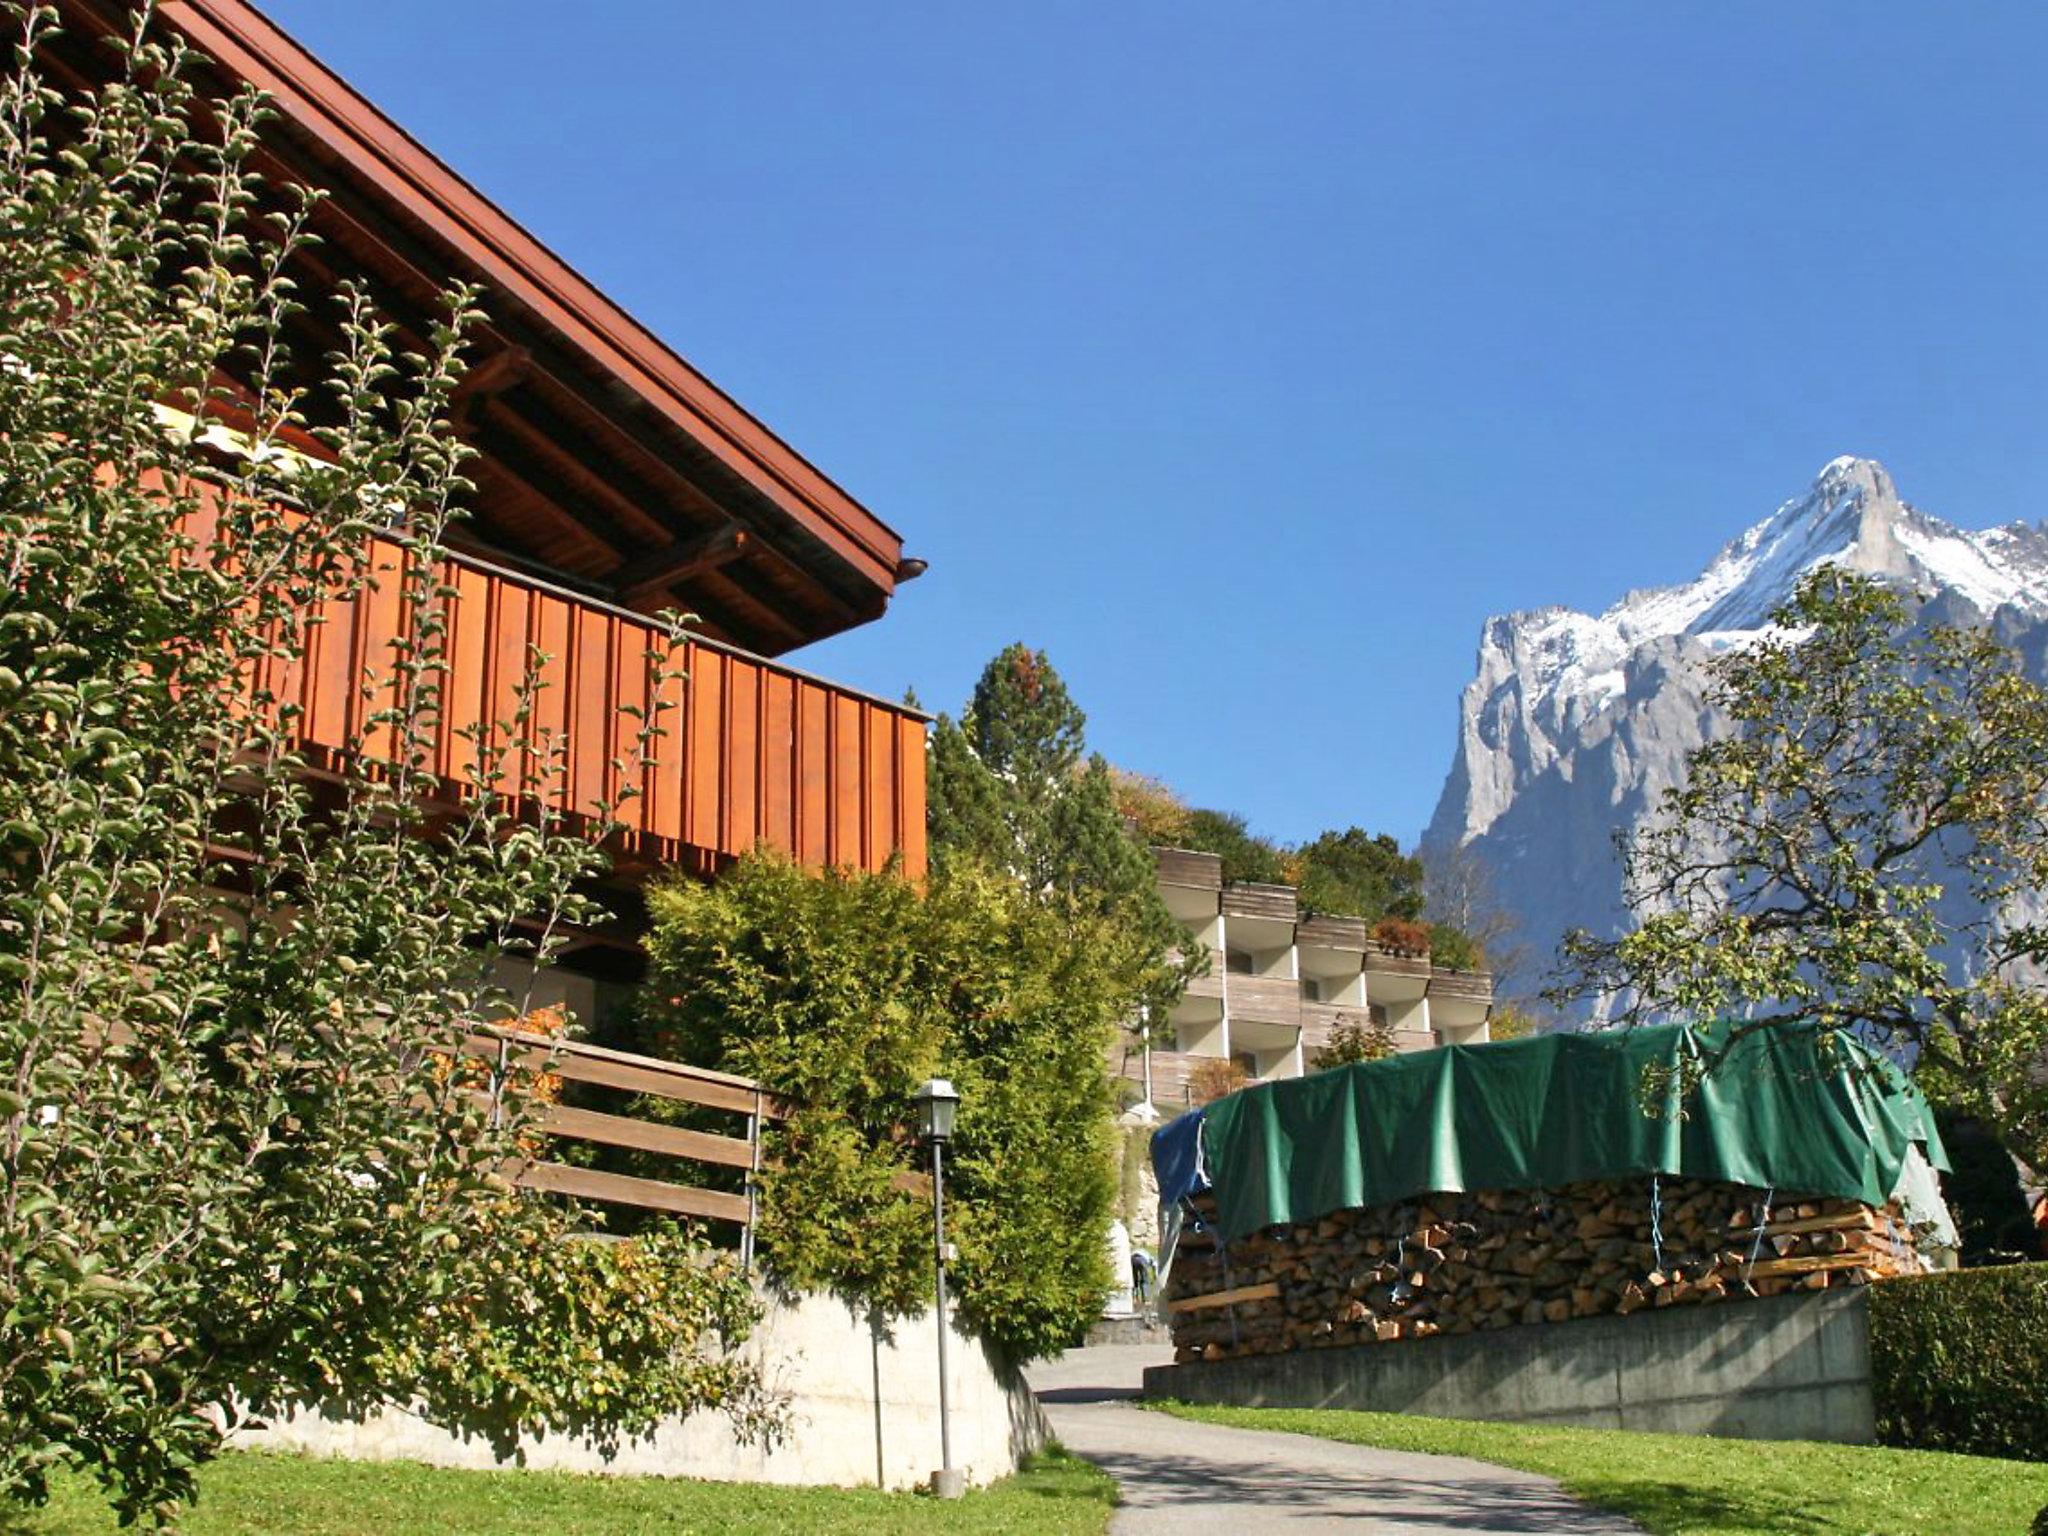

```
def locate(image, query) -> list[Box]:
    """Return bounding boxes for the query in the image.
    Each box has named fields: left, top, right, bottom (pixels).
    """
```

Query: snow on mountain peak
left=1427, top=459, right=2048, bottom=983
left=1502, top=458, right=2048, bottom=717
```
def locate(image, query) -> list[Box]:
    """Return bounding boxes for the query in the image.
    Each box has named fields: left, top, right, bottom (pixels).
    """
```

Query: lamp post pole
left=931, top=1133, right=954, bottom=1487
left=914, top=1078, right=965, bottom=1500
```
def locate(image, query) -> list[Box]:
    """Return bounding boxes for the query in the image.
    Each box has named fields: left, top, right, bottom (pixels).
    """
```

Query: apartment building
left=1127, top=847, right=1494, bottom=1108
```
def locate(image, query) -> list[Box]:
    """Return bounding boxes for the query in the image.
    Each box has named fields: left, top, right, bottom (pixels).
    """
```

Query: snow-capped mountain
left=1423, top=457, right=2048, bottom=994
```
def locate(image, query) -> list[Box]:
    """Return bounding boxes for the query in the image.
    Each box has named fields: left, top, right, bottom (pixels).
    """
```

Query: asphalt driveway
left=1028, top=1343, right=1645, bottom=1535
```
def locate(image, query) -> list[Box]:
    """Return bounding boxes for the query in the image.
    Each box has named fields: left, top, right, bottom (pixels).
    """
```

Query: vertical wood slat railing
left=184, top=482, right=929, bottom=878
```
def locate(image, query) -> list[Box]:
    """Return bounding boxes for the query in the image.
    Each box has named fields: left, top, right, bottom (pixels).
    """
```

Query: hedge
left=1868, top=1263, right=2048, bottom=1462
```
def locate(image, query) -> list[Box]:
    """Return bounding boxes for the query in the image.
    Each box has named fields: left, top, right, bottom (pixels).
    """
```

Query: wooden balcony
left=215, top=493, right=928, bottom=880
left=1225, top=973, right=1303, bottom=1027
left=1155, top=847, right=1224, bottom=892
left=1221, top=882, right=1298, bottom=925
left=1297, top=913, right=1370, bottom=951
left=1429, top=970, right=1496, bottom=1006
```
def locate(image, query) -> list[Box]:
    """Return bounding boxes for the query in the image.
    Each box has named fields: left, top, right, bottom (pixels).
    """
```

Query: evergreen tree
left=929, top=644, right=1192, bottom=1019
left=1295, top=826, right=1426, bottom=921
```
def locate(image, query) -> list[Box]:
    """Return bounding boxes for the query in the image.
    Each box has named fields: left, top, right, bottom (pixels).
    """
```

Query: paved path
left=1027, top=1344, right=1644, bottom=1535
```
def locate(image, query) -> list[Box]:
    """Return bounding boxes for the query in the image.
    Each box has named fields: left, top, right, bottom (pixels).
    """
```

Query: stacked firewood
left=1165, top=1177, right=1928, bottom=1363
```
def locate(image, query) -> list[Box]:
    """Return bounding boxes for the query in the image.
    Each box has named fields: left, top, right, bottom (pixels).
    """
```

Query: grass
left=1153, top=1401, right=2048, bottom=1536
left=3, top=1446, right=1117, bottom=1536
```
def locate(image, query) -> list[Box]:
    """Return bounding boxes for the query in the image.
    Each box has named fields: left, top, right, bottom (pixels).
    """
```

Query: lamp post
left=913, top=1077, right=963, bottom=1500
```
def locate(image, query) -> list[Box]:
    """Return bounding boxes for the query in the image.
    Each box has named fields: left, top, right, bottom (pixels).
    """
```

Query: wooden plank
left=687, top=649, right=725, bottom=852
left=1729, top=1210, right=1878, bottom=1240
left=488, top=578, right=531, bottom=799
left=797, top=681, right=829, bottom=867
left=535, top=1102, right=757, bottom=1169
left=725, top=659, right=759, bottom=855
left=865, top=702, right=894, bottom=874
left=760, top=670, right=796, bottom=857
left=505, top=1159, right=751, bottom=1224
left=1741, top=1253, right=1875, bottom=1280
left=456, top=1028, right=789, bottom=1118
left=832, top=693, right=863, bottom=869
left=897, top=714, right=927, bottom=880
left=530, top=591, right=572, bottom=811
left=606, top=612, right=643, bottom=823
left=647, top=649, right=688, bottom=844
left=357, top=547, right=405, bottom=763
left=571, top=602, right=611, bottom=818
left=1168, top=1281, right=1281, bottom=1314
left=444, top=560, right=491, bottom=787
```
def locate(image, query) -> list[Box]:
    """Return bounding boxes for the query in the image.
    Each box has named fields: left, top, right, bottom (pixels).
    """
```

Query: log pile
left=1165, top=1177, right=1929, bottom=1363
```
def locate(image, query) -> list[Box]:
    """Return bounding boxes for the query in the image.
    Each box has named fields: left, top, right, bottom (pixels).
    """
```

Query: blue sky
left=262, top=2, right=2048, bottom=845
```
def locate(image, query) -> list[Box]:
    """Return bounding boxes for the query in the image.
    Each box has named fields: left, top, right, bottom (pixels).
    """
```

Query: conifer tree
left=929, top=644, right=1192, bottom=1019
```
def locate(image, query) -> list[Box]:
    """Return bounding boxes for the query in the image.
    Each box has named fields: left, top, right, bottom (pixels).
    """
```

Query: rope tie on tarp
left=1649, top=1173, right=1666, bottom=1276
left=1742, top=1187, right=1776, bottom=1285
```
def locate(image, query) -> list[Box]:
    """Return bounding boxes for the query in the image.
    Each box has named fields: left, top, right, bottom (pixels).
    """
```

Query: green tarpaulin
left=1198, top=1023, right=1949, bottom=1242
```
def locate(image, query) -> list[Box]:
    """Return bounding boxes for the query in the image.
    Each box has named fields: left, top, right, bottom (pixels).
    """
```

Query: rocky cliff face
left=1424, top=457, right=2048, bottom=999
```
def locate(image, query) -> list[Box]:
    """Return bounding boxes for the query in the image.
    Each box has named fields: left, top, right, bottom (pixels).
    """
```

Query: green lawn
left=1154, top=1402, right=2048, bottom=1536
left=3, top=1447, right=1116, bottom=1536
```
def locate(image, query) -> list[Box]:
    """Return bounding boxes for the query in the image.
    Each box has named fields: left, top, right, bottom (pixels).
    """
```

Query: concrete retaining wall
left=1144, top=1288, right=1875, bottom=1443
left=237, top=1291, right=1047, bottom=1490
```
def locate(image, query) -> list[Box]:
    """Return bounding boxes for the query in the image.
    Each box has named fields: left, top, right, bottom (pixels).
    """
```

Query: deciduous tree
left=0, top=10, right=762, bottom=1517
left=1554, top=569, right=2048, bottom=1173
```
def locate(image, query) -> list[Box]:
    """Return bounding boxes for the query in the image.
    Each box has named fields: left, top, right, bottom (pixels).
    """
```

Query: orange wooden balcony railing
left=192, top=488, right=929, bottom=880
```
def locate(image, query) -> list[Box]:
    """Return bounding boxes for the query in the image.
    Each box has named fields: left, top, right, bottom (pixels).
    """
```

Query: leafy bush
left=1372, top=917, right=1433, bottom=956
left=1427, top=924, right=1482, bottom=971
left=1868, top=1263, right=2048, bottom=1461
left=1176, top=808, right=1291, bottom=886
left=632, top=855, right=1124, bottom=1362
left=1187, top=1057, right=1251, bottom=1104
left=1310, top=1017, right=1397, bottom=1071
left=1109, top=767, right=1194, bottom=849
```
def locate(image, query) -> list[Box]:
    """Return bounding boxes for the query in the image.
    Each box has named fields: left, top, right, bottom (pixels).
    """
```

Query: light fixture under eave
left=894, top=555, right=929, bottom=582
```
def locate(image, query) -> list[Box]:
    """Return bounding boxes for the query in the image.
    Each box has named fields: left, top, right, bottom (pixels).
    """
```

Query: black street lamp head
left=913, top=1077, right=960, bottom=1144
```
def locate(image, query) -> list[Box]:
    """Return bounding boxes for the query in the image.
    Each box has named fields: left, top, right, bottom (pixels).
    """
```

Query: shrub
left=1427, top=924, right=1482, bottom=972
left=1868, top=1263, right=2048, bottom=1461
left=1187, top=1057, right=1250, bottom=1104
left=1310, top=1016, right=1397, bottom=1071
left=1372, top=917, right=1432, bottom=957
left=632, top=854, right=1124, bottom=1363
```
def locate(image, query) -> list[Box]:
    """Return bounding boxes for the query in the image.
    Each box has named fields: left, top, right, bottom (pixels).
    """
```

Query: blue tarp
left=1150, top=1106, right=1209, bottom=1208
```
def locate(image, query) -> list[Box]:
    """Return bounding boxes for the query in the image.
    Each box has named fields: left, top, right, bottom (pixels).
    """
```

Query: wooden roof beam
left=611, top=525, right=752, bottom=607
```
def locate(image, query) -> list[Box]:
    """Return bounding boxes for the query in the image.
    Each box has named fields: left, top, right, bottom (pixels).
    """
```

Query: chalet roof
left=52, top=0, right=917, bottom=655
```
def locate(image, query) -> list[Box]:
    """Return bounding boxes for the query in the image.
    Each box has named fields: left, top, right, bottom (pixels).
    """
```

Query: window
left=1300, top=975, right=1324, bottom=1003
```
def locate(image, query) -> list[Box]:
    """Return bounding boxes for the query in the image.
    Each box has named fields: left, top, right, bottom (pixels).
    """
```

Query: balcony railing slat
left=194, top=480, right=926, bottom=876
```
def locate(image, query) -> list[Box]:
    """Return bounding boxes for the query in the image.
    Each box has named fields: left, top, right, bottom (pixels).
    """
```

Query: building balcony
left=1155, top=847, right=1224, bottom=893
left=218, top=492, right=929, bottom=881
left=1225, top=972, right=1302, bottom=1027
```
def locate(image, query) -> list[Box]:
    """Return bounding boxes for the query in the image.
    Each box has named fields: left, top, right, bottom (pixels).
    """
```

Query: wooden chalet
left=47, top=0, right=931, bottom=905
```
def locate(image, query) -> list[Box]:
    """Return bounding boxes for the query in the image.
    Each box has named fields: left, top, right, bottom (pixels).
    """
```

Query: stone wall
left=237, top=1291, right=1046, bottom=1490
left=1147, top=1286, right=1877, bottom=1443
